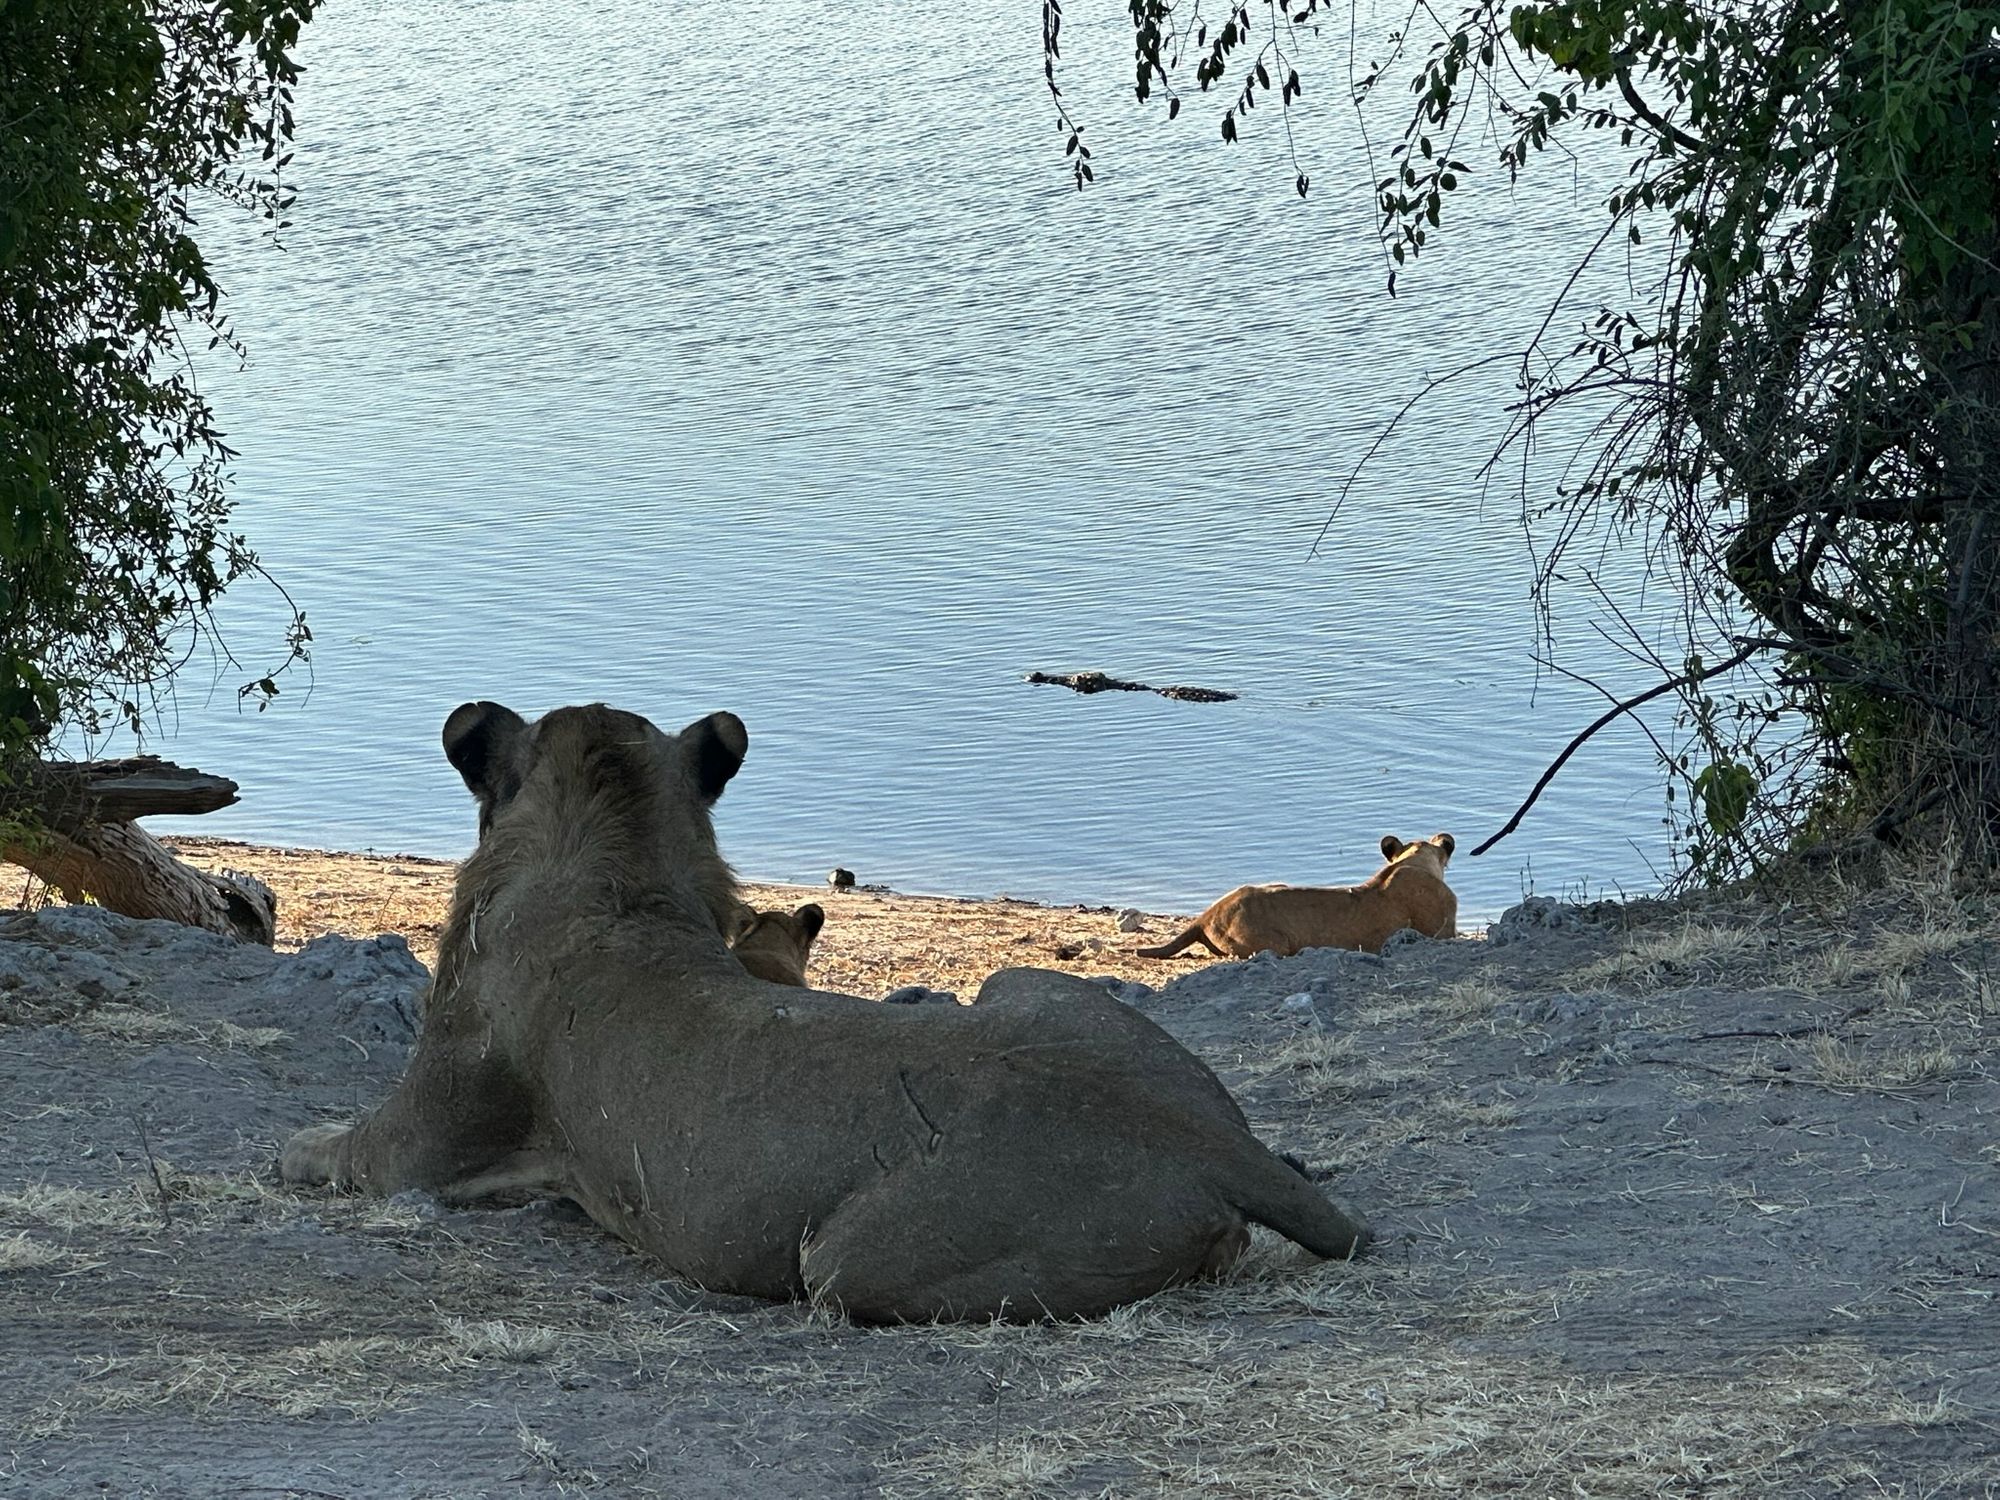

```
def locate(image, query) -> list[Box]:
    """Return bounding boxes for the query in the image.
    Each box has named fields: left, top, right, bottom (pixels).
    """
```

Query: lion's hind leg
left=799, top=1160, right=1247, bottom=1323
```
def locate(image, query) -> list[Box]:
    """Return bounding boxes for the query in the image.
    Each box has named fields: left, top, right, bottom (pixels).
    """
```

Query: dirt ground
left=1, top=843, right=1997, bottom=1497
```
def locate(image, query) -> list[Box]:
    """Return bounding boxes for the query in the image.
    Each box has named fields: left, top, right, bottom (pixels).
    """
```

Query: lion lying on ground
left=281, top=700, right=1367, bottom=1322
left=1139, top=833, right=1458, bottom=960
left=727, top=901, right=825, bottom=987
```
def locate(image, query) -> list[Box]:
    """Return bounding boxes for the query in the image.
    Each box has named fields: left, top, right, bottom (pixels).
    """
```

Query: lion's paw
left=281, top=1122, right=353, bottom=1187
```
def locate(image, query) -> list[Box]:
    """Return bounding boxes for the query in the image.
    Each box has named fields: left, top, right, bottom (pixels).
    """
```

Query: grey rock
left=1519, top=991, right=1604, bottom=1027
left=1488, top=896, right=1585, bottom=947
left=264, top=933, right=428, bottom=1048
left=1381, top=927, right=1431, bottom=952
left=1114, top=909, right=1145, bottom=933
left=1279, top=991, right=1323, bottom=1026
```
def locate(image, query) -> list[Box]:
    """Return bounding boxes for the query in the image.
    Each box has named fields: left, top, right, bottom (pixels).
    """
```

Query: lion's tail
left=1136, top=922, right=1213, bottom=960
left=1228, top=1146, right=1371, bottom=1261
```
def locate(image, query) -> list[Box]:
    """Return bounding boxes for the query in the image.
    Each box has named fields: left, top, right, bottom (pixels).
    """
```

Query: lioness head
left=439, top=700, right=748, bottom=935
left=1379, top=832, right=1455, bottom=875
left=728, top=902, right=827, bottom=987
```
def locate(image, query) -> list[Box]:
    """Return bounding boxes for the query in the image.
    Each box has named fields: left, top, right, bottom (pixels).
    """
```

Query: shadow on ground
left=1, top=883, right=1995, bottom=1497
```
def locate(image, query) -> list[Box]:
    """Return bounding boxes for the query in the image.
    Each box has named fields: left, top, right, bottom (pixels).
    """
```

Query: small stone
left=1114, top=909, right=1145, bottom=933
left=1381, top=927, right=1430, bottom=952
left=1280, top=992, right=1318, bottom=1016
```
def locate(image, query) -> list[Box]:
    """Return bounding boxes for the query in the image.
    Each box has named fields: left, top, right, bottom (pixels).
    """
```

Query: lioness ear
left=796, top=902, right=826, bottom=940
left=443, top=701, right=530, bottom=828
left=1435, top=832, right=1456, bottom=858
left=1380, top=834, right=1407, bottom=860
left=682, top=711, right=748, bottom=802
left=723, top=902, right=760, bottom=945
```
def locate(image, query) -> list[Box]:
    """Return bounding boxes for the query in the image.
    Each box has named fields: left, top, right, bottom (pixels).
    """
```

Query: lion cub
left=727, top=902, right=827, bottom=987
left=1138, top=833, right=1457, bottom=960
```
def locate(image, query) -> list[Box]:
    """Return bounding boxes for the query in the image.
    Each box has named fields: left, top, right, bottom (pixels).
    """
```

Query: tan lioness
left=1139, top=833, right=1458, bottom=960
left=728, top=902, right=825, bottom=987
left=281, top=701, right=1367, bottom=1322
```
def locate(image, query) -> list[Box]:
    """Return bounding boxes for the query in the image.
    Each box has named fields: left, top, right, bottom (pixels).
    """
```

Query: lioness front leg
left=281, top=1031, right=538, bottom=1198
left=280, top=1121, right=355, bottom=1188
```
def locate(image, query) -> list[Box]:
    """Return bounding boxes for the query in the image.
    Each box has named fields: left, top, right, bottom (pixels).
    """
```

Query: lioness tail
left=1136, top=923, right=1214, bottom=960
left=1231, top=1146, right=1370, bottom=1261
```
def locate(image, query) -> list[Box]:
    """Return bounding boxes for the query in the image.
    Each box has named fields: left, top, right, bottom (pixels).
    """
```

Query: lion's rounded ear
left=796, top=902, right=826, bottom=940
left=1380, top=834, right=1407, bottom=860
left=683, top=712, right=748, bottom=802
left=443, top=701, right=530, bottom=817
left=1435, top=832, right=1456, bottom=858
left=723, top=903, right=760, bottom=945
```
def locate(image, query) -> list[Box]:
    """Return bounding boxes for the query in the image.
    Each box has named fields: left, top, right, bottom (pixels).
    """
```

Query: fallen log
left=2, top=758, right=276, bottom=945
left=2, top=756, right=242, bottom=828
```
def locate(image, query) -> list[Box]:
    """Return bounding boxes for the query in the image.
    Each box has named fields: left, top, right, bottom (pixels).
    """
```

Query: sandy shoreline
left=141, top=836, right=1202, bottom=998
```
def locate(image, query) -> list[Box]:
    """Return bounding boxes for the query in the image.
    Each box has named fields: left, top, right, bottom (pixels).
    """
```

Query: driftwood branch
left=2, top=757, right=274, bottom=945
left=1471, top=642, right=1765, bottom=857
left=3, top=757, right=240, bottom=829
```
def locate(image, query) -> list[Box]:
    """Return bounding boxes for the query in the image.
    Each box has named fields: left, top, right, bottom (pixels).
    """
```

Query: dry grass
left=1355, top=973, right=1511, bottom=1035
left=875, top=1341, right=1931, bottom=1500
left=1254, top=1028, right=1360, bottom=1089
left=442, top=1316, right=564, bottom=1362
left=1371, top=1095, right=1522, bottom=1147
left=1252, top=1028, right=1434, bottom=1108
left=14, top=1196, right=1952, bottom=1500
left=0, top=1232, right=75, bottom=1273
left=1, top=1168, right=349, bottom=1237
left=1806, top=1034, right=1963, bottom=1093
left=0, top=1181, right=160, bottom=1234
left=1434, top=972, right=1508, bottom=1020
left=1867, top=921, right=1976, bottom=977
left=22, top=1335, right=477, bottom=1434
left=19, top=1268, right=710, bottom=1439
left=1792, top=942, right=1862, bottom=993
left=96, top=1334, right=476, bottom=1422
left=73, top=1004, right=286, bottom=1050
left=1570, top=922, right=1774, bottom=992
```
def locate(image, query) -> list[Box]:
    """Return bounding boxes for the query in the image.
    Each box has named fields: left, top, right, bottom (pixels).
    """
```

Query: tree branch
left=2, top=757, right=240, bottom=831
left=1615, top=68, right=1704, bottom=154
left=1471, top=642, right=1764, bottom=856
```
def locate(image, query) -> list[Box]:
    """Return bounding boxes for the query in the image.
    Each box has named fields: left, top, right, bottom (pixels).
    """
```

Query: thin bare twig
left=1472, top=641, right=1765, bottom=856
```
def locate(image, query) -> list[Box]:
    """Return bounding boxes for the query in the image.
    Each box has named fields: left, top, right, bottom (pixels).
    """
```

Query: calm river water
left=145, top=0, right=1687, bottom=918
